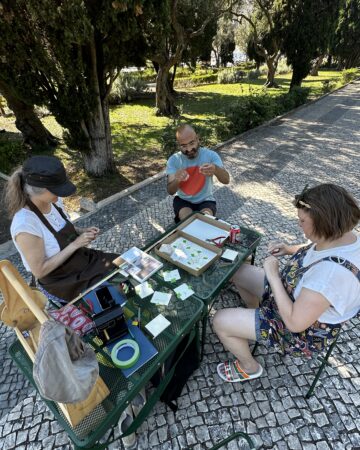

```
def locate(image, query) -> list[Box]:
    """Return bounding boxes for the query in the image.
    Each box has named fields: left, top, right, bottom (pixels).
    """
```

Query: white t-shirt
left=293, top=234, right=360, bottom=324
left=10, top=199, right=70, bottom=272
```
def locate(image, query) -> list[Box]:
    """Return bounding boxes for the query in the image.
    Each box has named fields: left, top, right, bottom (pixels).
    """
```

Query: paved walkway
left=1, top=81, right=360, bottom=449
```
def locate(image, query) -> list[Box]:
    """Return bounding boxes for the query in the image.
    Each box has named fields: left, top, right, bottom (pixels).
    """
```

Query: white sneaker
left=118, top=405, right=137, bottom=449
left=131, top=387, right=146, bottom=417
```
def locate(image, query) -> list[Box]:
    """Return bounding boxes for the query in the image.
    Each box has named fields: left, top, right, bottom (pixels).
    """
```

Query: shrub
left=224, top=94, right=275, bottom=135
left=274, top=87, right=310, bottom=115
left=109, top=72, right=148, bottom=104
left=0, top=137, right=28, bottom=174
left=174, top=73, right=218, bottom=88
left=222, top=87, right=310, bottom=137
left=276, top=58, right=292, bottom=75
left=340, top=68, right=359, bottom=84
left=217, top=69, right=246, bottom=84
left=320, top=80, right=337, bottom=95
left=247, top=69, right=261, bottom=80
left=217, top=70, right=235, bottom=84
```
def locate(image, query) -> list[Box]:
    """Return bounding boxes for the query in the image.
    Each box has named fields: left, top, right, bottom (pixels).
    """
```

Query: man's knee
left=178, top=207, right=193, bottom=221
left=200, top=207, right=214, bottom=216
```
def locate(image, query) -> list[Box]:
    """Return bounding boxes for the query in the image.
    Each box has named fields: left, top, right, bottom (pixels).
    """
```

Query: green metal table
left=144, top=214, right=262, bottom=356
left=9, top=272, right=203, bottom=450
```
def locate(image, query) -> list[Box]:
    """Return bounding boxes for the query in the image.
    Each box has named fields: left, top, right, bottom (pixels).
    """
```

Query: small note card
left=174, top=283, right=194, bottom=300
left=150, top=291, right=172, bottom=306
left=163, top=269, right=181, bottom=282
left=145, top=314, right=171, bottom=338
left=221, top=249, right=238, bottom=262
left=135, top=282, right=154, bottom=299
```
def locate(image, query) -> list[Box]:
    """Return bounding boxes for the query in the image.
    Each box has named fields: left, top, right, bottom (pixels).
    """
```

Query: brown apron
left=26, top=199, right=118, bottom=302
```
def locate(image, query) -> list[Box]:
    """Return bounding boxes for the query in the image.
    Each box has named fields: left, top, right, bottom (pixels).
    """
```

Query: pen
left=138, top=307, right=141, bottom=327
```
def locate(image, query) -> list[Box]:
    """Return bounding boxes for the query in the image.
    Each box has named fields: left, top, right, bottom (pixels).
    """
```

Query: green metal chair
left=251, top=329, right=342, bottom=399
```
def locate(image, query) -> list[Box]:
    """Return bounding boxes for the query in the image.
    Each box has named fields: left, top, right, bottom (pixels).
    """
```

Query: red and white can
left=229, top=225, right=240, bottom=243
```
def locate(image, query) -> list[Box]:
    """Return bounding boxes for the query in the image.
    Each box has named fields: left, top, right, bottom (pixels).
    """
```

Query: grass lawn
left=0, top=69, right=352, bottom=211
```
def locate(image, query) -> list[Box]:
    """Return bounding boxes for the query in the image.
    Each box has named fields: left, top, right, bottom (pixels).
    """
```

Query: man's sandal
left=217, top=360, right=263, bottom=383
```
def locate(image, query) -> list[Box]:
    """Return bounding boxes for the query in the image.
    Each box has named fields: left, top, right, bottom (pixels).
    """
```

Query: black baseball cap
left=23, top=155, right=76, bottom=197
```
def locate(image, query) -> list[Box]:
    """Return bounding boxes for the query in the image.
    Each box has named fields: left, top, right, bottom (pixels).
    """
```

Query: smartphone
left=95, top=286, right=114, bottom=310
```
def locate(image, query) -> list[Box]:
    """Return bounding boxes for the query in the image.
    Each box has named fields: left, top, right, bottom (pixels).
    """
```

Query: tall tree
left=183, top=18, right=218, bottom=69
left=212, top=17, right=236, bottom=67
left=333, top=0, right=360, bottom=68
left=0, top=79, right=57, bottom=149
left=143, top=0, right=232, bottom=117
left=0, top=0, right=156, bottom=176
left=232, top=0, right=281, bottom=87
left=274, top=0, right=340, bottom=89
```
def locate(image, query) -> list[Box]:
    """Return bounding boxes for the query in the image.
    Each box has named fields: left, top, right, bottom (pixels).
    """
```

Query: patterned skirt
left=257, top=298, right=342, bottom=357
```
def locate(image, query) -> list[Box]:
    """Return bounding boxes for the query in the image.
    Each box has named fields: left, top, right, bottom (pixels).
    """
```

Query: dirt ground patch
left=0, top=123, right=166, bottom=243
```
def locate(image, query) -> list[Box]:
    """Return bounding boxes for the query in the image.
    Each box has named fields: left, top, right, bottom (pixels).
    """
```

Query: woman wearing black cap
left=5, top=155, right=118, bottom=302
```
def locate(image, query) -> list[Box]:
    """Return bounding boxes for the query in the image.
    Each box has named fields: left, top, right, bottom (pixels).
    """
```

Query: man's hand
left=174, top=169, right=189, bottom=182
left=264, top=255, right=280, bottom=282
left=199, top=163, right=215, bottom=176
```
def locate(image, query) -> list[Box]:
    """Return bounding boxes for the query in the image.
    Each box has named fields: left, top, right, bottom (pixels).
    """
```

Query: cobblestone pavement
left=1, top=81, right=360, bottom=449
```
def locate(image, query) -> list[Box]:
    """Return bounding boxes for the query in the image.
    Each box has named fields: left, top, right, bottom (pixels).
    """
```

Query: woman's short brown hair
left=294, top=184, right=360, bottom=240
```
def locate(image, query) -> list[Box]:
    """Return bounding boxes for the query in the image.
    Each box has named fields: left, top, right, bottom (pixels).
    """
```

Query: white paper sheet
left=135, top=282, right=154, bottom=299
left=163, top=269, right=181, bottom=282
left=221, top=249, right=238, bottom=262
left=181, top=219, right=229, bottom=245
left=174, top=283, right=194, bottom=300
left=145, top=314, right=171, bottom=338
left=150, top=291, right=172, bottom=306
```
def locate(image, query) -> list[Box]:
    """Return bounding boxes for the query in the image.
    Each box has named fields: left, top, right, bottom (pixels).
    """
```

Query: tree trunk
left=155, top=64, right=178, bottom=117
left=80, top=97, right=115, bottom=176
left=290, top=68, right=304, bottom=89
left=264, top=53, right=280, bottom=88
left=0, top=80, right=57, bottom=148
left=168, top=64, right=177, bottom=95
left=264, top=58, right=277, bottom=87
left=310, top=55, right=324, bottom=76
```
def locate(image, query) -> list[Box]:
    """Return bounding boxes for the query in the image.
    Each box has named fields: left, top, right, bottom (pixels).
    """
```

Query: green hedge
left=219, top=87, right=310, bottom=137
left=341, top=68, right=359, bottom=84
left=174, top=73, right=218, bottom=88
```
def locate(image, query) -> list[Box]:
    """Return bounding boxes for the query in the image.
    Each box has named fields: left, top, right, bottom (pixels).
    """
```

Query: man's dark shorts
left=173, top=196, right=217, bottom=223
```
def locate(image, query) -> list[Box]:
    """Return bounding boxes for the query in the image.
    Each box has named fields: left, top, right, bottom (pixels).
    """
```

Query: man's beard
left=184, top=145, right=199, bottom=159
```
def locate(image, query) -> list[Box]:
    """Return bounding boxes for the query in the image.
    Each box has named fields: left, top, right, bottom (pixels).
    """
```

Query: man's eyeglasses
left=179, top=139, right=197, bottom=150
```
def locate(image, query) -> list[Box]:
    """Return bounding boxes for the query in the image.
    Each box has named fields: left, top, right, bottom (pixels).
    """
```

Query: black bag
left=151, top=327, right=200, bottom=412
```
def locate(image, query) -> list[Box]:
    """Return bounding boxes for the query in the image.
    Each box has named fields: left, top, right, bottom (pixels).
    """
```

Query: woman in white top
left=5, top=155, right=117, bottom=302
left=214, top=184, right=360, bottom=383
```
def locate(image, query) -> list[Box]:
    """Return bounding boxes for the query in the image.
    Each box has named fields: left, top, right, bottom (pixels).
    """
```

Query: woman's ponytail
left=4, top=166, right=26, bottom=218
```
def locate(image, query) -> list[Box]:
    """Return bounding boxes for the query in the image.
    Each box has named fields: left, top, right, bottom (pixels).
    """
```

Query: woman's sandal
left=217, top=359, right=263, bottom=383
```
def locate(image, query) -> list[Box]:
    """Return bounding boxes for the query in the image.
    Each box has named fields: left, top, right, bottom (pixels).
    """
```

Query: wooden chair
left=0, top=259, right=109, bottom=427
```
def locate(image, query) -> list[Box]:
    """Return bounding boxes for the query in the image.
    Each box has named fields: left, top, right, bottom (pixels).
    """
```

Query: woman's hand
left=76, top=226, right=99, bottom=241
left=72, top=231, right=97, bottom=249
left=267, top=241, right=291, bottom=256
left=83, top=226, right=100, bottom=237
left=264, top=255, right=280, bottom=282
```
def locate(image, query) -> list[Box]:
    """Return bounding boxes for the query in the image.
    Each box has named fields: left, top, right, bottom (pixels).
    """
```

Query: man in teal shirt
left=166, top=124, right=230, bottom=223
